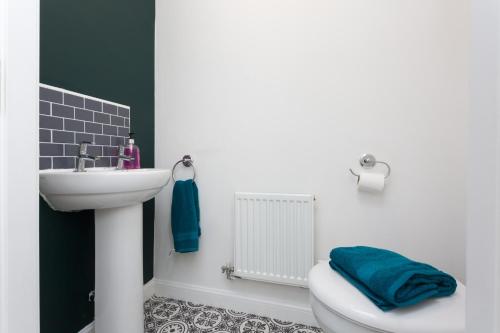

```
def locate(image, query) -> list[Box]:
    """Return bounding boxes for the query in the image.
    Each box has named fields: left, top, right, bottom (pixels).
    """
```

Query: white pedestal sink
left=39, top=167, right=171, bottom=333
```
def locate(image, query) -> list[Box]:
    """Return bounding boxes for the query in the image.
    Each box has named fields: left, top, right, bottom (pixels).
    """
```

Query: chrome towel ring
left=349, top=153, right=391, bottom=180
left=172, top=155, right=196, bottom=181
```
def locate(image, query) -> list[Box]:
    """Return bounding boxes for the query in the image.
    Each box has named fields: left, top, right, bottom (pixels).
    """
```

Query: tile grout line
left=40, top=83, right=131, bottom=109
left=41, top=116, right=130, bottom=130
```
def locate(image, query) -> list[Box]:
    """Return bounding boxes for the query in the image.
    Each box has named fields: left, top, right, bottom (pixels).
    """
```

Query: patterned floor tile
left=144, top=296, right=322, bottom=333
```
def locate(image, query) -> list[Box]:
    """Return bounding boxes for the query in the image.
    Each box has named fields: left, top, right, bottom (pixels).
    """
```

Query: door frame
left=0, top=0, right=40, bottom=332
left=468, top=0, right=500, bottom=332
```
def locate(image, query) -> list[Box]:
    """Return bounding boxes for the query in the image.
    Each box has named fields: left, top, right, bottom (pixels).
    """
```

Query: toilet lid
left=309, top=261, right=465, bottom=333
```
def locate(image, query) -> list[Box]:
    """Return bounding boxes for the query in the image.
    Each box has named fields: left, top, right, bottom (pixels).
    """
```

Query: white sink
left=39, top=167, right=170, bottom=211
left=39, top=167, right=171, bottom=333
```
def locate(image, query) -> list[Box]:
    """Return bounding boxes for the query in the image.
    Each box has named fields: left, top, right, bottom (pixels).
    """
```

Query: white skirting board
left=154, top=278, right=317, bottom=326
left=143, top=278, right=156, bottom=301
left=78, top=321, right=95, bottom=333
left=78, top=278, right=317, bottom=332
left=77, top=279, right=156, bottom=333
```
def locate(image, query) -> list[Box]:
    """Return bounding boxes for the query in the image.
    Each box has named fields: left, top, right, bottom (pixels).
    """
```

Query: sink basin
left=39, top=167, right=171, bottom=211
left=39, top=167, right=171, bottom=333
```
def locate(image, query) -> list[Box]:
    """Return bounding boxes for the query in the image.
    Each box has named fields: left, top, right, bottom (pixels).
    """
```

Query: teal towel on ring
left=329, top=246, right=457, bottom=311
left=171, top=179, right=200, bottom=253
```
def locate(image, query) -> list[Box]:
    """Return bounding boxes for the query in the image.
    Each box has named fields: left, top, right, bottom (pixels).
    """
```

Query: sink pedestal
left=95, top=203, right=144, bottom=333
left=39, top=167, right=171, bottom=332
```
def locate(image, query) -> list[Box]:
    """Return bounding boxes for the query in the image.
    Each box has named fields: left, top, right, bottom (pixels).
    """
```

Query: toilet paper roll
left=357, top=172, right=385, bottom=192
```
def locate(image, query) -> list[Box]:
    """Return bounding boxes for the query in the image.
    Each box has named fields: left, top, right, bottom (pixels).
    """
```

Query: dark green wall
left=40, top=1, right=155, bottom=332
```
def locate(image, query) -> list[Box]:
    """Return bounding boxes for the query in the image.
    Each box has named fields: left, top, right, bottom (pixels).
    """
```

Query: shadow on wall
left=39, top=198, right=95, bottom=332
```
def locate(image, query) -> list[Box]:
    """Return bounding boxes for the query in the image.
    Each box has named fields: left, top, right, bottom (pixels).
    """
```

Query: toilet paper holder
left=349, top=154, right=391, bottom=180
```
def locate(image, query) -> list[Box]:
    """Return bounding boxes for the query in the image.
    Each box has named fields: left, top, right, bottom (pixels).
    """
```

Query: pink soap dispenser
left=123, top=132, right=141, bottom=169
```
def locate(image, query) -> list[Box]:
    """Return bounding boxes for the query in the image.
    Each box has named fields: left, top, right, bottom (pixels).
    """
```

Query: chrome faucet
left=75, top=141, right=100, bottom=172
left=116, top=145, right=135, bottom=170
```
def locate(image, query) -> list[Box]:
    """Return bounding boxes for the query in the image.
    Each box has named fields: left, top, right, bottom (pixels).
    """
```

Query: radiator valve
left=221, top=263, right=235, bottom=280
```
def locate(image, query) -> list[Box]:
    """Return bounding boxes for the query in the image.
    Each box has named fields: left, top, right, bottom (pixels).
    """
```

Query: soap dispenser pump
left=124, top=132, right=141, bottom=169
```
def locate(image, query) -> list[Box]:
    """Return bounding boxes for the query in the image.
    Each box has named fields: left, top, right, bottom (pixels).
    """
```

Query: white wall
left=0, top=0, right=39, bottom=332
left=155, top=0, right=468, bottom=315
left=467, top=0, right=500, bottom=331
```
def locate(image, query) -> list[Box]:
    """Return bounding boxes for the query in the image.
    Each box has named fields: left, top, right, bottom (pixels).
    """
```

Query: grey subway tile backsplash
left=64, top=119, right=85, bottom=132
left=95, top=134, right=111, bottom=146
left=118, top=127, right=129, bottom=137
left=110, top=136, right=125, bottom=147
left=103, top=124, right=118, bottom=136
left=39, top=129, right=51, bottom=142
left=111, top=115, right=124, bottom=126
left=40, top=101, right=51, bottom=115
left=103, top=103, right=118, bottom=115
left=40, top=115, right=64, bottom=130
left=53, top=157, right=76, bottom=169
left=40, top=143, right=64, bottom=156
left=85, top=98, right=102, bottom=112
left=118, top=107, right=130, bottom=118
left=103, top=146, right=118, bottom=156
left=94, top=112, right=111, bottom=124
left=39, top=157, right=52, bottom=170
left=40, top=87, right=63, bottom=103
left=75, top=132, right=93, bottom=144
left=64, top=144, right=79, bottom=156
left=52, top=130, right=75, bottom=144
left=39, top=85, right=130, bottom=169
left=95, top=157, right=111, bottom=167
left=85, top=122, right=103, bottom=134
left=75, top=108, right=94, bottom=121
left=87, top=145, right=102, bottom=157
left=52, top=103, right=75, bottom=118
left=63, top=93, right=84, bottom=108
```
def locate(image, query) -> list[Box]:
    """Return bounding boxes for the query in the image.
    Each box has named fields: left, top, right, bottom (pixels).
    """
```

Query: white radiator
left=234, top=192, right=315, bottom=287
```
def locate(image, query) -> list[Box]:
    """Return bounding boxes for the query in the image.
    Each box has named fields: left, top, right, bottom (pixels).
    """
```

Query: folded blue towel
left=330, top=246, right=457, bottom=311
left=171, top=179, right=200, bottom=253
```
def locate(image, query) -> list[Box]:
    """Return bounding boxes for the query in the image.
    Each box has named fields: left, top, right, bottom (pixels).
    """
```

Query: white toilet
left=309, top=261, right=465, bottom=333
